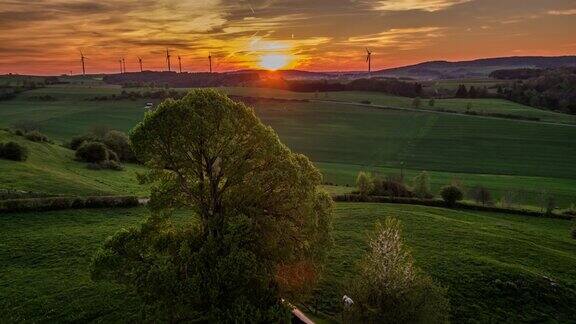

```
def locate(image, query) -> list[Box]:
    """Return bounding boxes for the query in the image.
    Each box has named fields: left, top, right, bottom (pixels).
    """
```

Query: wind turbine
left=165, top=49, right=171, bottom=72
left=365, top=48, right=372, bottom=74
left=118, top=58, right=123, bottom=74
left=138, top=57, right=143, bottom=72
left=122, top=57, right=126, bottom=73
left=208, top=52, right=213, bottom=73
left=178, top=55, right=182, bottom=73
left=80, top=51, right=87, bottom=75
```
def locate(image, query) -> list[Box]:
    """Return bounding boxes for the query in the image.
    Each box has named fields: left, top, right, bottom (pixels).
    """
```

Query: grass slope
left=1, top=204, right=574, bottom=322
left=0, top=130, right=147, bottom=196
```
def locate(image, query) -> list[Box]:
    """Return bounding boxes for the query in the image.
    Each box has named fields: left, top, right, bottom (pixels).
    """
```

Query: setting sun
left=259, top=54, right=292, bottom=70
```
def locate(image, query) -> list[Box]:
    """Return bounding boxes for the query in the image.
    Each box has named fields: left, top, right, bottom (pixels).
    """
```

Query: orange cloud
left=372, top=0, right=471, bottom=12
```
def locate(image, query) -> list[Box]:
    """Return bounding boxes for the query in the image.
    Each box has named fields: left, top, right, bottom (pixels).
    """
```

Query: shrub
left=356, top=172, right=373, bottom=196
left=412, top=97, right=422, bottom=108
left=0, top=141, right=28, bottom=161
left=76, top=142, right=108, bottom=163
left=0, top=196, right=139, bottom=213
left=412, top=171, right=432, bottom=199
left=348, top=218, right=450, bottom=323
left=572, top=224, right=576, bottom=240
left=428, top=99, right=435, bottom=107
left=441, top=185, right=463, bottom=207
left=101, top=160, right=123, bottom=171
left=69, top=134, right=98, bottom=150
left=372, top=175, right=414, bottom=198
left=24, top=130, right=50, bottom=143
left=103, top=130, right=135, bottom=162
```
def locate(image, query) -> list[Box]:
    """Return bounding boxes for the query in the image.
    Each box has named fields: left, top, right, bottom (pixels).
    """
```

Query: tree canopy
left=91, top=89, right=333, bottom=322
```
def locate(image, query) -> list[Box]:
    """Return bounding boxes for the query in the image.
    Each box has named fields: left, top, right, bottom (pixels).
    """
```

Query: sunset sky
left=1, top=0, right=575, bottom=75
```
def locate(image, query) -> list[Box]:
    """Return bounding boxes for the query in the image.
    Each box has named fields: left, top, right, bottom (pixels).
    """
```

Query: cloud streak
left=372, top=0, right=472, bottom=12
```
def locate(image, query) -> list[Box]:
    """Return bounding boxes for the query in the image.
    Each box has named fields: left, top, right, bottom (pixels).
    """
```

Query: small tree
left=412, top=171, right=431, bottom=199
left=412, top=97, right=422, bottom=108
left=545, top=195, right=556, bottom=215
left=428, top=99, right=435, bottom=107
left=471, top=185, right=491, bottom=206
left=356, top=172, right=373, bottom=196
left=76, top=142, right=108, bottom=163
left=441, top=185, right=463, bottom=207
left=349, top=218, right=450, bottom=323
left=24, top=130, right=50, bottom=143
left=571, top=222, right=576, bottom=240
left=0, top=141, right=28, bottom=161
left=455, top=85, right=468, bottom=98
left=466, top=102, right=473, bottom=112
left=500, top=190, right=515, bottom=208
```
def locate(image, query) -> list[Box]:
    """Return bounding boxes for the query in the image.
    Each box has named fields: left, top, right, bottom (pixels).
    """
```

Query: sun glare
left=259, top=54, right=291, bottom=70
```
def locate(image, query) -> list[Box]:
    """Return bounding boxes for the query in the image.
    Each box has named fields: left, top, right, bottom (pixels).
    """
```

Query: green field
left=1, top=204, right=574, bottom=323
left=1, top=82, right=576, bottom=323
left=2, top=85, right=576, bottom=207
left=222, top=86, right=576, bottom=125
left=316, top=203, right=576, bottom=322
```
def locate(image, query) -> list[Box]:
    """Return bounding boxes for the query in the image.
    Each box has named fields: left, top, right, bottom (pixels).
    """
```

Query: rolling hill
left=0, top=130, right=147, bottom=197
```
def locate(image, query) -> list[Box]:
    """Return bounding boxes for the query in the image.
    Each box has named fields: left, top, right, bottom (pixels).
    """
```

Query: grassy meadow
left=1, top=204, right=574, bottom=323
left=1, top=84, right=576, bottom=207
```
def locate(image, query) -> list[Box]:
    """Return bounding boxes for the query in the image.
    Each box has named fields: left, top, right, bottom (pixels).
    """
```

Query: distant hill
left=372, top=56, right=576, bottom=80
left=9, top=55, right=575, bottom=83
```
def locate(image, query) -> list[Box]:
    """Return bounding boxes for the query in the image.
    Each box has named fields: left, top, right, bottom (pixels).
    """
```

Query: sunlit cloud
left=346, top=27, right=445, bottom=50
left=372, top=0, right=471, bottom=12
left=548, top=9, right=576, bottom=16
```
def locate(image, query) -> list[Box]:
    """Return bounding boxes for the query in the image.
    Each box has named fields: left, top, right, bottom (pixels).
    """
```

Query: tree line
left=491, top=67, right=576, bottom=114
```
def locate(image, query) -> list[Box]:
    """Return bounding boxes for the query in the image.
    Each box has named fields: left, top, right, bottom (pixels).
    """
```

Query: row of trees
left=356, top=171, right=564, bottom=213
left=87, top=89, right=182, bottom=101
left=491, top=67, right=576, bottom=114
left=279, top=78, right=425, bottom=98
left=454, top=85, right=490, bottom=98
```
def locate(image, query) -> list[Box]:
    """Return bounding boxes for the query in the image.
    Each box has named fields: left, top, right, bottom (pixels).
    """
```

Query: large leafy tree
left=91, top=89, right=333, bottom=322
